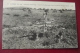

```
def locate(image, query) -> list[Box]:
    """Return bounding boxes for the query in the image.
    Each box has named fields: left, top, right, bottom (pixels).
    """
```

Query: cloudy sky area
left=3, top=1, right=75, bottom=10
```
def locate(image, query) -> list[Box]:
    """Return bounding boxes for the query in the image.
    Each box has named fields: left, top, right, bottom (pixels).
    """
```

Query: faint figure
left=55, top=28, right=65, bottom=43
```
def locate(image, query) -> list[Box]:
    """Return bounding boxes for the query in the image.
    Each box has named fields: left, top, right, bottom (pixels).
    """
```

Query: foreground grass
left=2, top=8, right=78, bottom=49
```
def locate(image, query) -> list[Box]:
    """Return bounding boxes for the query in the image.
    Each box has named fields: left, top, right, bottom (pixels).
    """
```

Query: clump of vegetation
left=13, top=14, right=20, bottom=17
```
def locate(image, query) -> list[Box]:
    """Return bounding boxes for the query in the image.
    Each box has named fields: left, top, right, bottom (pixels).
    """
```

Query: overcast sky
left=3, top=1, right=75, bottom=10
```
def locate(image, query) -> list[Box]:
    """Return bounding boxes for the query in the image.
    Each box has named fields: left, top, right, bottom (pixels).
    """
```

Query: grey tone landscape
left=2, top=7, right=78, bottom=49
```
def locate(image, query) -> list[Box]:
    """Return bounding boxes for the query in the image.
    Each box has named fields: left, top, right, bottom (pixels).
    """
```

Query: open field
left=2, top=7, right=78, bottom=49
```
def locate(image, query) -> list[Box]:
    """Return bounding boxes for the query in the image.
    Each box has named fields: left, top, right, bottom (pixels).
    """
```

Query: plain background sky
left=3, top=1, right=75, bottom=10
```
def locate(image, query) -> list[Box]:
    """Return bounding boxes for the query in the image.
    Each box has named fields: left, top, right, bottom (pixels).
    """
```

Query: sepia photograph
left=2, top=1, right=78, bottom=49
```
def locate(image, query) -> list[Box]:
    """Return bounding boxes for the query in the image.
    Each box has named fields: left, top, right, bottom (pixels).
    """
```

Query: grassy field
left=2, top=7, right=78, bottom=49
